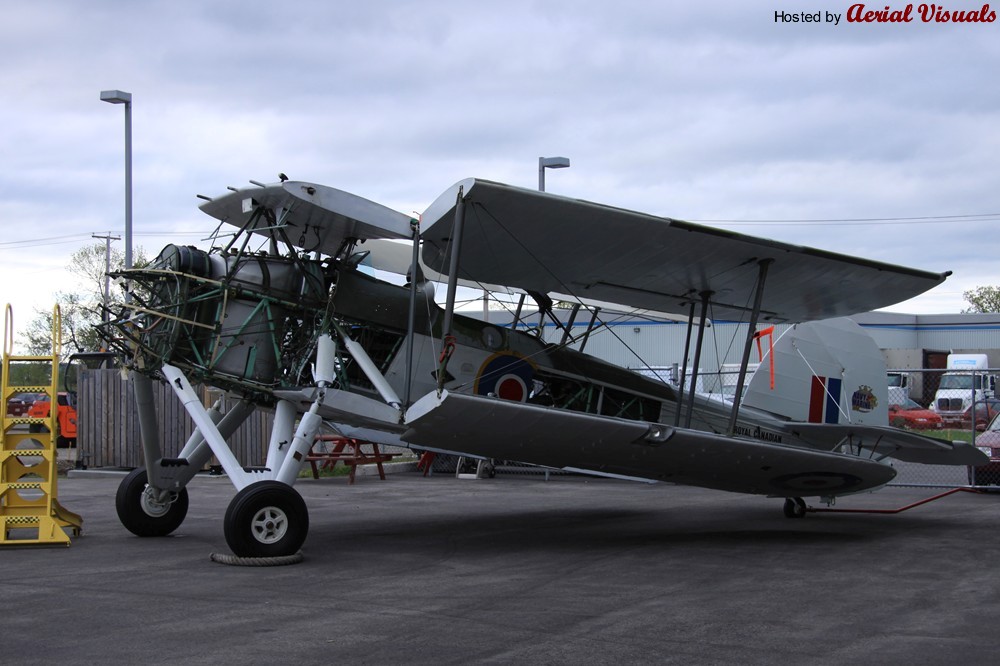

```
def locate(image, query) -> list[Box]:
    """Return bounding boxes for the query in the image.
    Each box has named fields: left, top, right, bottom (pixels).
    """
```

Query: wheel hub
left=140, top=486, right=174, bottom=518
left=251, top=506, right=288, bottom=544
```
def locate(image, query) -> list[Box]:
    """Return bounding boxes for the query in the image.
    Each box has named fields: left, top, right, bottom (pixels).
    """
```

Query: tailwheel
left=783, top=497, right=808, bottom=518
left=116, top=468, right=189, bottom=536
left=224, top=481, right=309, bottom=558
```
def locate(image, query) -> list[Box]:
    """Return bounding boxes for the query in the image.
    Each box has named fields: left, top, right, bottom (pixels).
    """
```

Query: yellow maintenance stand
left=1, top=304, right=82, bottom=545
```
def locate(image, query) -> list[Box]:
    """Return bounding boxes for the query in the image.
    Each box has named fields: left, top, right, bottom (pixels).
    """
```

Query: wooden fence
left=76, top=369, right=272, bottom=469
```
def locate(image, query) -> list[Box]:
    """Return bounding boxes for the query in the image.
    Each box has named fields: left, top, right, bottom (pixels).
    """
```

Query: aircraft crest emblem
left=851, top=385, right=877, bottom=412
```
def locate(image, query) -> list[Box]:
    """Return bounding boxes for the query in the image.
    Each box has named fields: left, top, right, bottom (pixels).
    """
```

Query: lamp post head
left=539, top=156, right=570, bottom=169
left=100, top=90, right=132, bottom=104
left=538, top=156, right=571, bottom=191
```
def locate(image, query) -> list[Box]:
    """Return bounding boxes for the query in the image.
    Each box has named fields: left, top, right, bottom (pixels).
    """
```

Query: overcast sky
left=2, top=0, right=998, bottom=335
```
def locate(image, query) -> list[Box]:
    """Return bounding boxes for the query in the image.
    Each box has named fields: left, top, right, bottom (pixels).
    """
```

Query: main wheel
left=116, top=468, right=189, bottom=537
left=224, top=481, right=309, bottom=558
left=782, top=497, right=807, bottom=518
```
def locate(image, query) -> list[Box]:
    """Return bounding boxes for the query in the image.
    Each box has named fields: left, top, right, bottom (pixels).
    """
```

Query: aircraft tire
left=782, top=497, right=807, bottom=518
left=116, top=468, right=189, bottom=537
left=224, top=481, right=309, bottom=558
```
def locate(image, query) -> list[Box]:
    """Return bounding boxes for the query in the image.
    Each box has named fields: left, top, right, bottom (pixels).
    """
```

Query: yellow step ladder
left=1, top=304, right=82, bottom=545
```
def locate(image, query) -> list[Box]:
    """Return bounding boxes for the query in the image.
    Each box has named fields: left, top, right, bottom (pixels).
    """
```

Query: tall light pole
left=538, top=156, right=570, bottom=192
left=100, top=90, right=133, bottom=272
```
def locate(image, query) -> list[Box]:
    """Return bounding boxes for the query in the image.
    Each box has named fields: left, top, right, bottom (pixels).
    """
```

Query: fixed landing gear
left=782, top=496, right=807, bottom=518
left=115, top=470, right=309, bottom=557
left=224, top=481, right=309, bottom=558
left=120, top=368, right=325, bottom=558
left=116, top=468, right=190, bottom=537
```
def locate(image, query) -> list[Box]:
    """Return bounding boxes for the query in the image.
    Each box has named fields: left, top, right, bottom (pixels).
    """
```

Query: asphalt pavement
left=4, top=471, right=999, bottom=665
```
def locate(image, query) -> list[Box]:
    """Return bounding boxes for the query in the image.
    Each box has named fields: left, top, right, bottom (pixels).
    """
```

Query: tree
left=963, top=286, right=1000, bottom=314
left=20, top=242, right=148, bottom=354
left=22, top=292, right=99, bottom=355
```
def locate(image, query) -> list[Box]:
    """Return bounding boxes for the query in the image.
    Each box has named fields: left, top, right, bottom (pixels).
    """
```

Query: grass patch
left=938, top=429, right=978, bottom=443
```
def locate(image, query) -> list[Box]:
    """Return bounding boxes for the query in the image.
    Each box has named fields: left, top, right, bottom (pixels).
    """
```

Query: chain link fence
left=887, top=367, right=999, bottom=488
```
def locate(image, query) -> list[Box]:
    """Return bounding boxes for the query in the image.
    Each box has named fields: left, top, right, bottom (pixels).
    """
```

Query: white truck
left=887, top=371, right=913, bottom=407
left=931, top=354, right=995, bottom=427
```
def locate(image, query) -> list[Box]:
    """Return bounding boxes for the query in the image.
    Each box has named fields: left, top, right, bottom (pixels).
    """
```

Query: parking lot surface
left=5, top=472, right=999, bottom=665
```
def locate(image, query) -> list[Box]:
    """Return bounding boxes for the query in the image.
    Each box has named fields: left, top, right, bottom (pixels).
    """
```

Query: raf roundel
left=494, top=373, right=528, bottom=402
left=474, top=353, right=535, bottom=402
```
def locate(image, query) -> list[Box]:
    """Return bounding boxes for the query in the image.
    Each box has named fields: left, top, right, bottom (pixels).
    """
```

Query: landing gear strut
left=119, top=347, right=336, bottom=558
left=782, top=496, right=807, bottom=518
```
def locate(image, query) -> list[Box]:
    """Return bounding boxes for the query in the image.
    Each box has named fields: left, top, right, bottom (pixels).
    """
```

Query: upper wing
left=419, top=179, right=950, bottom=323
left=402, top=390, right=897, bottom=497
left=199, top=181, right=414, bottom=252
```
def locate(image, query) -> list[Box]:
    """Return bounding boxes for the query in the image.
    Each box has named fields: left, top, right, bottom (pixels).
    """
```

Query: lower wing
left=402, top=391, right=896, bottom=498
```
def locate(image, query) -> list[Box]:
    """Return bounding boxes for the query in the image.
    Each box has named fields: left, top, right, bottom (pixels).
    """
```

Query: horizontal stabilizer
left=790, top=423, right=989, bottom=466
left=403, top=390, right=896, bottom=497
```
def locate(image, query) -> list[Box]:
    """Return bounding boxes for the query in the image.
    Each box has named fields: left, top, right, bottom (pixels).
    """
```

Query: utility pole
left=92, top=232, right=120, bottom=323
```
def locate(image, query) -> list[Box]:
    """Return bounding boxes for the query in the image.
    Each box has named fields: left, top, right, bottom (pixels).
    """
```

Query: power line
left=3, top=232, right=76, bottom=245
left=691, top=213, right=1000, bottom=226
left=0, top=229, right=207, bottom=251
left=0, top=233, right=92, bottom=248
left=133, top=230, right=207, bottom=236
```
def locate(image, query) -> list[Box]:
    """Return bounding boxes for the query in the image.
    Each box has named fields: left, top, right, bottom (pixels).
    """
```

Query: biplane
left=99, top=178, right=986, bottom=558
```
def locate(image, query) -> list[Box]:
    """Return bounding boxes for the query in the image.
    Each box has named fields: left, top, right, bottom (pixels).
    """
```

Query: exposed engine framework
left=100, top=191, right=410, bottom=557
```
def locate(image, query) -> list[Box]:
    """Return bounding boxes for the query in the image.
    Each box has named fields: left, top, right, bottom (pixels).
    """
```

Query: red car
left=888, top=398, right=944, bottom=431
left=7, top=396, right=28, bottom=416
left=6, top=392, right=43, bottom=417
left=961, top=398, right=1000, bottom=431
left=971, top=413, right=1000, bottom=486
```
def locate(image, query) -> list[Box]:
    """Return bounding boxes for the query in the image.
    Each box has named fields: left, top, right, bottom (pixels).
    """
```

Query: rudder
left=742, top=318, right=887, bottom=427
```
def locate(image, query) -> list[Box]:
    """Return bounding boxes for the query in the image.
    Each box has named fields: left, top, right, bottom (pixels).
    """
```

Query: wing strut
left=559, top=303, right=582, bottom=346
left=511, top=293, right=527, bottom=330
left=684, top=291, right=713, bottom=428
left=726, top=259, right=773, bottom=435
left=576, top=306, right=601, bottom=353
left=439, top=186, right=466, bottom=391
left=674, top=300, right=697, bottom=427
left=402, top=217, right=421, bottom=407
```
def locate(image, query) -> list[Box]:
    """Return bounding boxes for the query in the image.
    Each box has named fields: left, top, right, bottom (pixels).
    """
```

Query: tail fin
left=742, top=318, right=887, bottom=426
